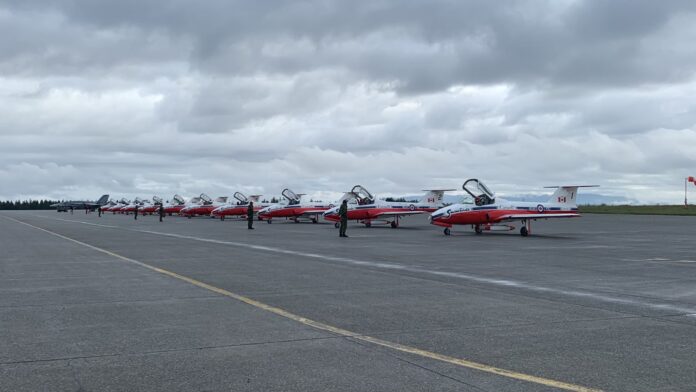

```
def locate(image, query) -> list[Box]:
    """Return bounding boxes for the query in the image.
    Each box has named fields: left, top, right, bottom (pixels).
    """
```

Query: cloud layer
left=1, top=0, right=695, bottom=203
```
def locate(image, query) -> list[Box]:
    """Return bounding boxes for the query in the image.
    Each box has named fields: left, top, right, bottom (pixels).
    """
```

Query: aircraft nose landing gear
left=444, top=228, right=451, bottom=236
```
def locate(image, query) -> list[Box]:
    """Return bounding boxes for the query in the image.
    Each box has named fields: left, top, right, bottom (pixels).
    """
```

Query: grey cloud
left=1, top=0, right=696, bottom=203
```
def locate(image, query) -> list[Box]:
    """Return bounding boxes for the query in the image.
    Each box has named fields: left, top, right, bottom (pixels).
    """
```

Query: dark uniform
left=338, top=200, right=348, bottom=237
left=98, top=207, right=102, bottom=217
left=247, top=202, right=254, bottom=229
left=159, top=204, right=164, bottom=222
left=134, top=205, right=139, bottom=220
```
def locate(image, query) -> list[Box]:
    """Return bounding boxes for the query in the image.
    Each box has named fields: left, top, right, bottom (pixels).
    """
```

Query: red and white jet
left=180, top=194, right=228, bottom=218
left=323, top=185, right=452, bottom=228
left=429, top=179, right=597, bottom=236
left=162, top=194, right=186, bottom=215
left=139, top=196, right=163, bottom=215
left=211, top=192, right=270, bottom=221
left=107, top=198, right=130, bottom=213
left=257, top=188, right=336, bottom=224
left=121, top=197, right=145, bottom=215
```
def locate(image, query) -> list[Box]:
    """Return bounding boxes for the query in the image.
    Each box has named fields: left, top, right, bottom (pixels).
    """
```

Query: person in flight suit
left=159, top=203, right=164, bottom=222
left=98, top=207, right=102, bottom=217
left=134, top=204, right=139, bottom=220
left=339, top=199, right=348, bottom=238
left=247, top=202, right=254, bottom=230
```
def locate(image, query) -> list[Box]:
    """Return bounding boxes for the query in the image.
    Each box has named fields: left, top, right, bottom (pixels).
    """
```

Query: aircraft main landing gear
left=220, top=216, right=225, bottom=221
left=444, top=228, right=451, bottom=236
left=474, top=225, right=483, bottom=235
left=334, top=222, right=340, bottom=228
left=267, top=219, right=272, bottom=224
left=364, top=221, right=372, bottom=228
left=520, top=220, right=530, bottom=237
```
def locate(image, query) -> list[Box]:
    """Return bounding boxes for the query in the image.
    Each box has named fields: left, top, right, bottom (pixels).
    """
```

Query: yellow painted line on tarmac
left=5, top=216, right=602, bottom=392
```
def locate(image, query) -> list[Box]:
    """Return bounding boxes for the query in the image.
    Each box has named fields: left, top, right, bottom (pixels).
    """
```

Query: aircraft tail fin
left=419, top=189, right=454, bottom=208
left=545, top=185, right=599, bottom=206
left=97, top=194, right=109, bottom=205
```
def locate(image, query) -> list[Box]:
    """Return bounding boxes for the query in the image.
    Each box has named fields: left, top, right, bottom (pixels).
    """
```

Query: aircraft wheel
left=520, top=226, right=529, bottom=237
left=390, top=221, right=398, bottom=228
left=444, top=228, right=451, bottom=236
left=220, top=216, right=225, bottom=221
left=365, top=222, right=372, bottom=228
left=334, top=222, right=340, bottom=229
left=187, top=215, right=191, bottom=219
left=474, top=225, right=483, bottom=235
left=267, top=219, right=272, bottom=224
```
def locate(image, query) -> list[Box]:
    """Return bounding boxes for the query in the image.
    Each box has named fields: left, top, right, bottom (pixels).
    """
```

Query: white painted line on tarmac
left=28, top=214, right=696, bottom=318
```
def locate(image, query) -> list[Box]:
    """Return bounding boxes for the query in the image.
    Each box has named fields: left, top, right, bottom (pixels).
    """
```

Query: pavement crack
left=346, top=337, right=491, bottom=392
left=0, top=335, right=343, bottom=366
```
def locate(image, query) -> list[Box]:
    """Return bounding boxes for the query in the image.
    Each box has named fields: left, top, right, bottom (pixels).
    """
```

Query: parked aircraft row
left=63, top=180, right=597, bottom=237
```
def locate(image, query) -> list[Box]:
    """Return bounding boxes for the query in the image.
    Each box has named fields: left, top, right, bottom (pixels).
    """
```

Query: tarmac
left=1, top=210, right=696, bottom=391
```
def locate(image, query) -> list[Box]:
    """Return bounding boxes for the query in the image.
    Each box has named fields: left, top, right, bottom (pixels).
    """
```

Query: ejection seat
left=463, top=179, right=495, bottom=206
left=282, top=189, right=302, bottom=205
left=233, top=192, right=248, bottom=205
left=200, top=193, right=213, bottom=205
left=350, top=185, right=375, bottom=205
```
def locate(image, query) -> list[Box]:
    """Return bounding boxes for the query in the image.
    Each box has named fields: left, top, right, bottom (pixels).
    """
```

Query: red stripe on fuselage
left=434, top=209, right=576, bottom=226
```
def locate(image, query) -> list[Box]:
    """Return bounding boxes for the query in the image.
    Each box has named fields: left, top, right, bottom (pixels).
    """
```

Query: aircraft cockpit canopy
left=133, top=197, right=143, bottom=204
left=173, top=194, right=185, bottom=205
left=350, top=185, right=375, bottom=205
left=463, top=179, right=495, bottom=206
left=153, top=196, right=163, bottom=204
left=282, top=189, right=302, bottom=205
left=200, top=193, right=213, bottom=204
left=233, top=192, right=248, bottom=205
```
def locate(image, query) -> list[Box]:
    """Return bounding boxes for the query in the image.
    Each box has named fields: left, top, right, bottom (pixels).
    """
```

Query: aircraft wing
left=298, top=210, right=329, bottom=216
left=372, top=211, right=425, bottom=218
left=496, top=213, right=579, bottom=222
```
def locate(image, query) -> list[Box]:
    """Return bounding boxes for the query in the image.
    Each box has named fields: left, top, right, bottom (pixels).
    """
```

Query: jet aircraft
left=162, top=195, right=187, bottom=215
left=323, top=185, right=452, bottom=228
left=180, top=194, right=228, bottom=218
left=257, top=189, right=336, bottom=224
left=429, top=179, right=597, bottom=236
left=52, top=195, right=109, bottom=212
left=211, top=192, right=270, bottom=221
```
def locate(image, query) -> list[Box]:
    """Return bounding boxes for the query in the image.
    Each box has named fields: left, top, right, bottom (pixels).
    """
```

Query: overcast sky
left=1, top=0, right=695, bottom=203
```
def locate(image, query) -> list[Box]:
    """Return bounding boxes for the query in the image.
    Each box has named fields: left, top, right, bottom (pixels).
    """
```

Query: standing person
left=98, top=207, right=102, bottom=217
left=159, top=203, right=164, bottom=222
left=70, top=206, right=73, bottom=215
left=134, top=204, right=139, bottom=220
left=247, top=202, right=254, bottom=230
left=339, top=199, right=348, bottom=238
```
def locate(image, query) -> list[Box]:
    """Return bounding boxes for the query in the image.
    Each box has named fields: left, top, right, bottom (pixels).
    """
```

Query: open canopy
left=463, top=179, right=495, bottom=206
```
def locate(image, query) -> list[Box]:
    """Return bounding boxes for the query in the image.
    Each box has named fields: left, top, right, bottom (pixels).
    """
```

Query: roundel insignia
left=329, top=204, right=334, bottom=208
left=409, top=204, right=416, bottom=211
left=536, top=204, right=545, bottom=213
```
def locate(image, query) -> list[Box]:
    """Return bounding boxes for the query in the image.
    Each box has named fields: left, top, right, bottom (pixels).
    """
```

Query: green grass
left=579, top=204, right=696, bottom=216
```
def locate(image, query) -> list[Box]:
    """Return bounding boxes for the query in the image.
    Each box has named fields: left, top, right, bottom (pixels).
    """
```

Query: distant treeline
left=0, top=200, right=60, bottom=210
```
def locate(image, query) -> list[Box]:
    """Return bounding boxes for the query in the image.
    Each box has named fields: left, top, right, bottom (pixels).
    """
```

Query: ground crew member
left=247, top=202, right=254, bottom=230
left=70, top=206, right=73, bottom=215
left=159, top=203, right=164, bottom=222
left=339, top=199, right=348, bottom=237
left=134, top=205, right=139, bottom=220
left=98, top=207, right=102, bottom=217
